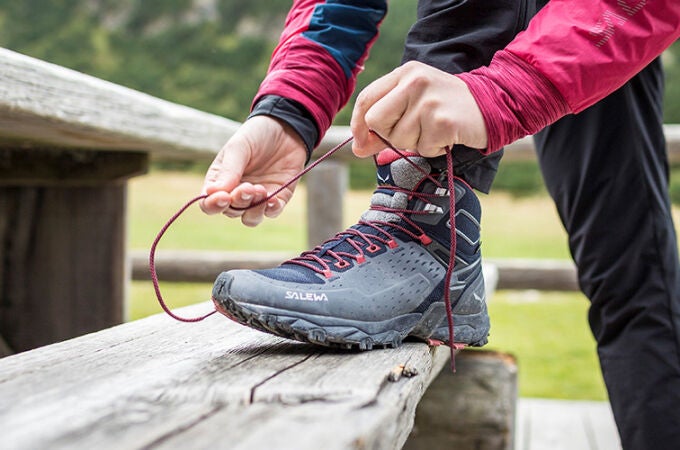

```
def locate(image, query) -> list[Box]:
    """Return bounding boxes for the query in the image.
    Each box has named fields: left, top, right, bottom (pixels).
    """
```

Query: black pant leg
left=402, top=0, right=536, bottom=193
left=534, top=58, right=680, bottom=449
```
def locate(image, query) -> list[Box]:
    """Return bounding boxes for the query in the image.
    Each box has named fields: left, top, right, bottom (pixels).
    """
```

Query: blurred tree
left=0, top=0, right=675, bottom=123
left=663, top=41, right=680, bottom=123
left=0, top=1, right=676, bottom=197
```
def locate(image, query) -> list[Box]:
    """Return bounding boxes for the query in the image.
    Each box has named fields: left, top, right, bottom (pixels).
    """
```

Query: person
left=201, top=0, right=680, bottom=448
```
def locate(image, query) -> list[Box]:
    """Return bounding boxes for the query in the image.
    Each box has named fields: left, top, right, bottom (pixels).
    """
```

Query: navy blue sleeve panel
left=301, top=0, right=388, bottom=79
left=255, top=0, right=388, bottom=148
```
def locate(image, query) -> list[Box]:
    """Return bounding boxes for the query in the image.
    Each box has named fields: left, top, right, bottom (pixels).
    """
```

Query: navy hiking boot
left=212, top=149, right=489, bottom=350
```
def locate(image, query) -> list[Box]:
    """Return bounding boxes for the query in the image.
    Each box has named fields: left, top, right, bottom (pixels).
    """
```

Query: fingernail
left=217, top=198, right=229, bottom=208
left=241, top=193, right=252, bottom=201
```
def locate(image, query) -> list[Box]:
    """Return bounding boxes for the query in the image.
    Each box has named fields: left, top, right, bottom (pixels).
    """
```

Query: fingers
left=351, top=68, right=402, bottom=156
left=224, top=183, right=269, bottom=227
left=350, top=62, right=489, bottom=157
left=264, top=196, right=287, bottom=219
left=200, top=141, right=250, bottom=215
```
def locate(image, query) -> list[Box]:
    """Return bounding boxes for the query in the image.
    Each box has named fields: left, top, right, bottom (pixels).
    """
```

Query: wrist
left=248, top=95, right=319, bottom=163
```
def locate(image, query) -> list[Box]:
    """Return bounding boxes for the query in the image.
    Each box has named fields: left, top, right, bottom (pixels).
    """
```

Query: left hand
left=350, top=61, right=488, bottom=157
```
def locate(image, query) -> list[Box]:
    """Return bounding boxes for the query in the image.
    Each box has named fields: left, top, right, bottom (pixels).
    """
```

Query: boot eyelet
left=334, top=260, right=350, bottom=269
left=366, top=244, right=381, bottom=253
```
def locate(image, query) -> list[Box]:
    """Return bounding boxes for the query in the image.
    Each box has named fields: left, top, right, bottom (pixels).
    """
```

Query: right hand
left=200, top=115, right=307, bottom=227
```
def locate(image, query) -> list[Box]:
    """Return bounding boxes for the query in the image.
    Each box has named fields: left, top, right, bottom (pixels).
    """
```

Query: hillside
left=0, top=0, right=414, bottom=123
left=0, top=1, right=677, bottom=125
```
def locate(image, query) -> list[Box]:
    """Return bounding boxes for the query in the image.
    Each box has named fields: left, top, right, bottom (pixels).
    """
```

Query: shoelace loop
left=150, top=136, right=354, bottom=322
left=150, top=132, right=463, bottom=371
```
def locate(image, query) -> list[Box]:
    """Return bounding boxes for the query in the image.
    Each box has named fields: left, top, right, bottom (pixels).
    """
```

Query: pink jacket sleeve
left=254, top=0, right=387, bottom=144
left=457, top=0, right=680, bottom=153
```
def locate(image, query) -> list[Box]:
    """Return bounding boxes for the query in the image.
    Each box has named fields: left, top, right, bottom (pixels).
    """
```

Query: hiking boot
left=212, top=149, right=489, bottom=350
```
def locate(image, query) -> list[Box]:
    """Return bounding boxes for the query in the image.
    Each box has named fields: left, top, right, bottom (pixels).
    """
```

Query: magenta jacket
left=254, top=0, right=680, bottom=152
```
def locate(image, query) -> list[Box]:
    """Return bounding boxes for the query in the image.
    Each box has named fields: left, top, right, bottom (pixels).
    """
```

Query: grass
left=130, top=170, right=666, bottom=401
left=128, top=171, right=308, bottom=252
left=485, top=290, right=606, bottom=400
left=129, top=170, right=573, bottom=258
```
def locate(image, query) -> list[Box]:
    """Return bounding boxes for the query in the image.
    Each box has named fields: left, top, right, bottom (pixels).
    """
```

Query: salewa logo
left=377, top=172, right=391, bottom=184
left=285, top=291, right=329, bottom=302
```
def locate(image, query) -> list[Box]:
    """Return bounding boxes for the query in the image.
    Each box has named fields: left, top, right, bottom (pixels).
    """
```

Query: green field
left=130, top=170, right=668, bottom=401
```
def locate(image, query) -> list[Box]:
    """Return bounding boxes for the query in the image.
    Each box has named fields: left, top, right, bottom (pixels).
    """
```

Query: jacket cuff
left=456, top=50, right=571, bottom=153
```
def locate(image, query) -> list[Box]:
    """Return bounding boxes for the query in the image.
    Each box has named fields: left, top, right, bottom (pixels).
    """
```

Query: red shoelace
left=150, top=133, right=464, bottom=370
left=287, top=164, right=443, bottom=277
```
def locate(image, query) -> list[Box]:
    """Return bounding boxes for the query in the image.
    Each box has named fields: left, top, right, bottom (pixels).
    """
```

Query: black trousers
left=402, top=1, right=680, bottom=448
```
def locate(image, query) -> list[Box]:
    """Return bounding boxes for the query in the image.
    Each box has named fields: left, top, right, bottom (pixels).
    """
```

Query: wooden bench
left=0, top=303, right=517, bottom=449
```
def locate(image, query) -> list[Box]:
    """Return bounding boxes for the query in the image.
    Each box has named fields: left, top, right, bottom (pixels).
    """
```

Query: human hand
left=350, top=61, right=488, bottom=157
left=200, top=115, right=307, bottom=226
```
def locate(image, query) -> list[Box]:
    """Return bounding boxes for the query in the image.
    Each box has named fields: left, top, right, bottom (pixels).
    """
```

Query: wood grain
left=0, top=183, right=127, bottom=352
left=405, top=350, right=518, bottom=450
left=0, top=302, right=450, bottom=450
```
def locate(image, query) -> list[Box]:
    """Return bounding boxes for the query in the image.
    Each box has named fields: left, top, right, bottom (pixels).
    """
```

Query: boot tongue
left=362, top=149, right=433, bottom=223
left=286, top=150, right=437, bottom=273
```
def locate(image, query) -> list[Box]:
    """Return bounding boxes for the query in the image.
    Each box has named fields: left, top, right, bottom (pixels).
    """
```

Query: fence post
left=0, top=148, right=147, bottom=353
left=405, top=350, right=518, bottom=450
left=305, top=160, right=348, bottom=248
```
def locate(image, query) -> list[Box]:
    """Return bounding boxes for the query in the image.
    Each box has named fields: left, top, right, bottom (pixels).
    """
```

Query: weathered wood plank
left=0, top=148, right=148, bottom=185
left=0, top=183, right=128, bottom=352
left=404, top=350, right=518, bottom=450
left=162, top=347, right=450, bottom=450
left=2, top=47, right=677, bottom=164
left=0, top=48, right=238, bottom=160
left=0, top=302, right=449, bottom=450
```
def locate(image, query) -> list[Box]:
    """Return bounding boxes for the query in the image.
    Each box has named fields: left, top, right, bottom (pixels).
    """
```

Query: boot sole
left=212, top=274, right=489, bottom=351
